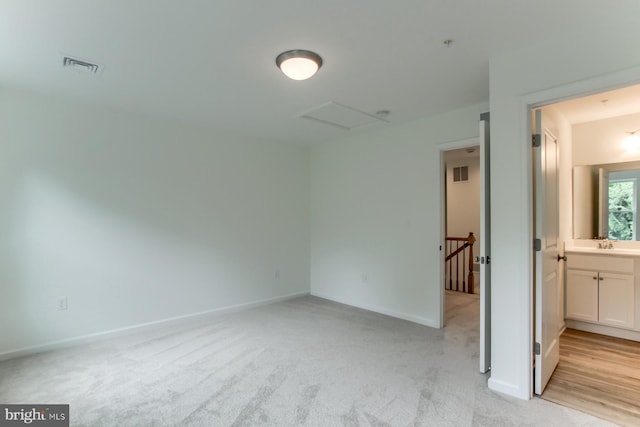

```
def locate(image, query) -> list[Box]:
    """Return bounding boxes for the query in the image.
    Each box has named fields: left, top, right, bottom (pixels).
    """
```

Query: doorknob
left=474, top=256, right=489, bottom=264
left=557, top=254, right=567, bottom=262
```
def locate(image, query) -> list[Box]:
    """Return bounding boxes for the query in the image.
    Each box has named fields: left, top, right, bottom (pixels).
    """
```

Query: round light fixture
left=276, top=50, right=322, bottom=81
left=624, top=129, right=640, bottom=150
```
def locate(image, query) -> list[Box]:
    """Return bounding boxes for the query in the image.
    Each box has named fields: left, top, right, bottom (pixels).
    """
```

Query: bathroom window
left=608, top=178, right=636, bottom=240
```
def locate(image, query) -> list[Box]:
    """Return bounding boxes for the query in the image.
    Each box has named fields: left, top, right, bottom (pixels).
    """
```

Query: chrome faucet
left=597, top=237, right=614, bottom=249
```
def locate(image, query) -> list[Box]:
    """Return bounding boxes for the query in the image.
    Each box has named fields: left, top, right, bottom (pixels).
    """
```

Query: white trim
left=522, top=66, right=640, bottom=110
left=522, top=98, right=536, bottom=400
left=521, top=66, right=640, bottom=400
left=566, top=320, right=640, bottom=342
left=310, top=291, right=439, bottom=328
left=0, top=291, right=309, bottom=362
left=488, top=377, right=528, bottom=399
left=437, top=137, right=479, bottom=152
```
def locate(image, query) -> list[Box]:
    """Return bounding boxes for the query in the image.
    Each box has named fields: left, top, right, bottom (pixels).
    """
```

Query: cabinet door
left=566, top=269, right=598, bottom=322
left=599, top=272, right=635, bottom=328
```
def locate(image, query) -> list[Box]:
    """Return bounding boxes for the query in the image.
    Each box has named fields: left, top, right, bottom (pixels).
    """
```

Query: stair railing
left=444, top=232, right=476, bottom=294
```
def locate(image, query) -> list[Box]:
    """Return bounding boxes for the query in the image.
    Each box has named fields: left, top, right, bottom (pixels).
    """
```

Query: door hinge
left=532, top=134, right=541, bottom=147
left=534, top=342, right=541, bottom=355
left=534, top=238, right=542, bottom=251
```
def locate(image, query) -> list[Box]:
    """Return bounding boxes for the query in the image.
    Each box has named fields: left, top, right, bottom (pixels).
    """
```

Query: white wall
left=489, top=24, right=640, bottom=399
left=446, top=157, right=481, bottom=250
left=310, top=102, right=488, bottom=327
left=0, top=89, right=310, bottom=357
left=573, top=112, right=640, bottom=166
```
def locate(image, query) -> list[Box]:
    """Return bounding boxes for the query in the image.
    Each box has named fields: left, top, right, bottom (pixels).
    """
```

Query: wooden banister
left=444, top=232, right=476, bottom=294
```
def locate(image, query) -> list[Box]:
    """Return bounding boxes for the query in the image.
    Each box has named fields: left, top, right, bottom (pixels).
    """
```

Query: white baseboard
left=565, top=319, right=640, bottom=342
left=0, top=291, right=309, bottom=362
left=310, top=291, right=439, bottom=328
left=488, top=377, right=529, bottom=400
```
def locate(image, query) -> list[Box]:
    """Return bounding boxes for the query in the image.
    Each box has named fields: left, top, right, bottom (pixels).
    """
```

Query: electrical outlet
left=56, top=296, right=68, bottom=311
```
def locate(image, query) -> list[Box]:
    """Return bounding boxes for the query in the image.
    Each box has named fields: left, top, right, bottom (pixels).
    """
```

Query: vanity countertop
left=565, top=247, right=640, bottom=257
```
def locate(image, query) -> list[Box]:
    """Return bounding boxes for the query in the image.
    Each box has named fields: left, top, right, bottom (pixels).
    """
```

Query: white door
left=534, top=108, right=560, bottom=395
left=479, top=113, right=491, bottom=374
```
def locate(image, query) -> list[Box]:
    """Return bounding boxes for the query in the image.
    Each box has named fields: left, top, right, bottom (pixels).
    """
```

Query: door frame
left=437, top=136, right=480, bottom=328
left=522, top=70, right=640, bottom=397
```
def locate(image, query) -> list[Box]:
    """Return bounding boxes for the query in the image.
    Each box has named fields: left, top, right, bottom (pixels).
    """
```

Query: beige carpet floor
left=0, top=292, right=611, bottom=426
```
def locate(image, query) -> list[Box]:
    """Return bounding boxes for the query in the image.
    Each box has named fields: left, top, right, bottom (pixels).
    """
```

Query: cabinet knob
left=593, top=276, right=598, bottom=280
left=599, top=276, right=604, bottom=281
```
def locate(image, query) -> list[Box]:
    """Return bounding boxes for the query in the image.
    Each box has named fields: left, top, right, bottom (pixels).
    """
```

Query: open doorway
left=439, top=116, right=491, bottom=375
left=442, top=145, right=481, bottom=333
left=439, top=119, right=491, bottom=375
left=532, top=83, right=640, bottom=425
left=443, top=146, right=481, bottom=297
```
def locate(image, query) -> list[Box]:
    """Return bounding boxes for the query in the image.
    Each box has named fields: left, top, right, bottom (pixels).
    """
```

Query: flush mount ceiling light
left=623, top=128, right=640, bottom=149
left=276, top=50, right=322, bottom=81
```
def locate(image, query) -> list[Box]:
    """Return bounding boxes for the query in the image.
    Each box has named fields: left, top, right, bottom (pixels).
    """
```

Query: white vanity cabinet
left=566, top=269, right=598, bottom=322
left=599, top=272, right=635, bottom=328
left=565, top=253, right=635, bottom=330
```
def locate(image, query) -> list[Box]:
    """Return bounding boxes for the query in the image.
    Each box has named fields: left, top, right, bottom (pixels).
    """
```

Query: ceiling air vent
left=62, top=56, right=101, bottom=74
left=453, top=166, right=469, bottom=183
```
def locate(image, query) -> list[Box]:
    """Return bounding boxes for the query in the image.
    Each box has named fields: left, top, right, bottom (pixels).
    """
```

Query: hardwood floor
left=542, top=328, right=640, bottom=426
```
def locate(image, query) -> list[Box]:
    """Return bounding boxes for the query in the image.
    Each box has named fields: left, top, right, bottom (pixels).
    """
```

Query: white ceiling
left=550, top=83, right=640, bottom=125
left=443, top=146, right=479, bottom=162
left=1, top=1, right=637, bottom=144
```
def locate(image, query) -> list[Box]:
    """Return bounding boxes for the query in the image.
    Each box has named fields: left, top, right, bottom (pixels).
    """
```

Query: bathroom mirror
left=573, top=160, right=640, bottom=240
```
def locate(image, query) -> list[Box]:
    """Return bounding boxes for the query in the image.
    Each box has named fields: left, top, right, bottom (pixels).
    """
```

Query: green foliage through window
left=608, top=180, right=635, bottom=240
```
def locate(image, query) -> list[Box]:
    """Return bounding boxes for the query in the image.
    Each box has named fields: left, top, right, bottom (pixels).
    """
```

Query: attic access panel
left=299, top=102, right=387, bottom=130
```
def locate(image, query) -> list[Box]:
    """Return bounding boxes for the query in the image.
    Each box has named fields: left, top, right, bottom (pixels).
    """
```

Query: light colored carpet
left=0, top=293, right=612, bottom=426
